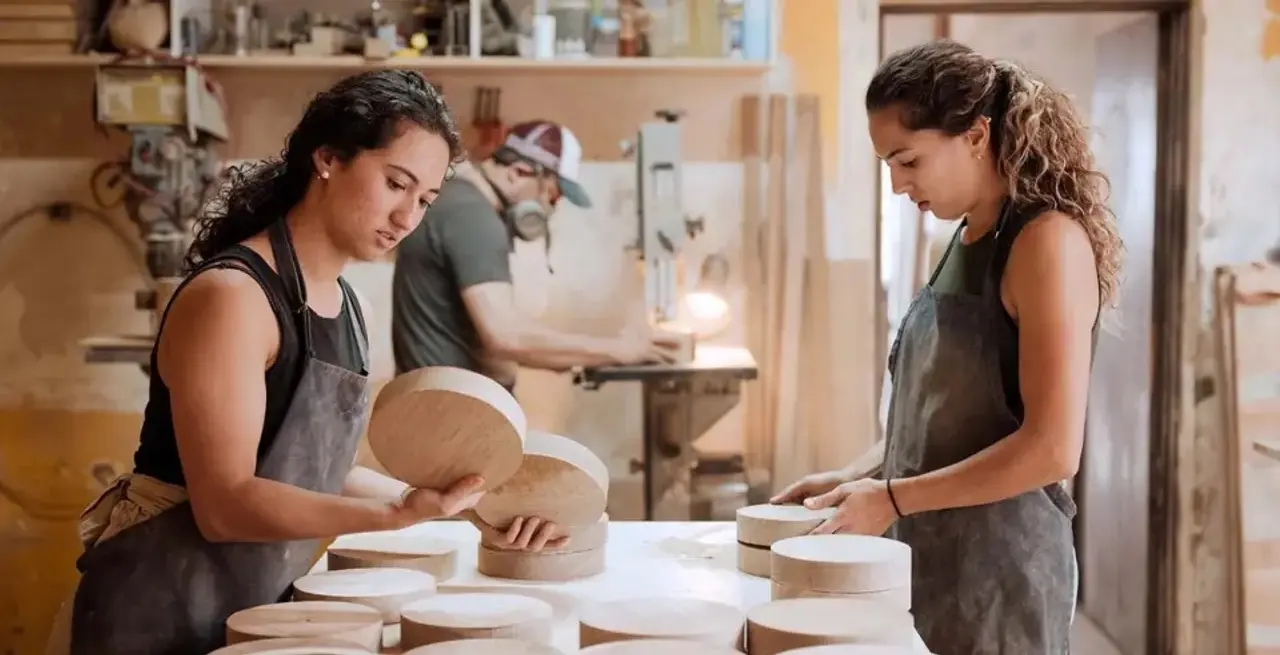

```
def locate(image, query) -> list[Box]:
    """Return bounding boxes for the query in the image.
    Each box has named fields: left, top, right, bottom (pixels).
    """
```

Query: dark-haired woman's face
left=869, top=105, right=988, bottom=222
left=316, top=123, right=452, bottom=261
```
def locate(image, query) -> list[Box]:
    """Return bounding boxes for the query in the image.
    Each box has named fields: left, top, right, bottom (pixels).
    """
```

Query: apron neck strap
left=267, top=220, right=315, bottom=358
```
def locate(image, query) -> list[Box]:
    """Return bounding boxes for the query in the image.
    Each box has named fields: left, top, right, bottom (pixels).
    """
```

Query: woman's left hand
left=802, top=478, right=900, bottom=536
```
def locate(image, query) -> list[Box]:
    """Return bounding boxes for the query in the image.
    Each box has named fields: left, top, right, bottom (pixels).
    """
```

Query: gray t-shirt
left=391, top=177, right=512, bottom=378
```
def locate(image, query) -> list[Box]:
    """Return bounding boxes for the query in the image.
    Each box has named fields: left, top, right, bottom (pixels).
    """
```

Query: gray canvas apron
left=69, top=220, right=371, bottom=655
left=882, top=203, right=1079, bottom=654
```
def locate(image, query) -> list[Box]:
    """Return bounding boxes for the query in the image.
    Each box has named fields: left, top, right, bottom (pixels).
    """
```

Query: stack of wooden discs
left=291, top=567, right=437, bottom=623
left=735, top=504, right=835, bottom=578
left=769, top=534, right=912, bottom=610
left=577, top=597, right=745, bottom=648
left=401, top=638, right=561, bottom=654
left=398, top=592, right=556, bottom=650
left=326, top=531, right=460, bottom=582
left=367, top=366, right=528, bottom=494
left=207, top=636, right=376, bottom=654
left=474, top=430, right=610, bottom=581
left=744, top=597, right=916, bottom=654
left=224, top=600, right=383, bottom=649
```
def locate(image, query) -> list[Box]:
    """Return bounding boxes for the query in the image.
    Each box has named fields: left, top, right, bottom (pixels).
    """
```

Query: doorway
left=873, top=1, right=1192, bottom=654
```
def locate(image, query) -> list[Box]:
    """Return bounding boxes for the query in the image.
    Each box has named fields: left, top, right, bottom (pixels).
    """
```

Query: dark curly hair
left=186, top=69, right=465, bottom=272
left=867, top=40, right=1123, bottom=307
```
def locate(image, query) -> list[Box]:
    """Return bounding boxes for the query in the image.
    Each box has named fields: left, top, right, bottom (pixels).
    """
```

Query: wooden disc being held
left=578, top=597, right=744, bottom=648
left=367, top=366, right=526, bottom=492
left=744, top=598, right=916, bottom=655
left=474, top=430, right=609, bottom=530
left=402, top=639, right=562, bottom=654
left=580, top=638, right=743, bottom=654
left=399, top=592, right=555, bottom=649
left=479, top=512, right=610, bottom=554
left=770, top=534, right=911, bottom=593
left=477, top=542, right=605, bottom=581
left=291, top=567, right=436, bottom=623
left=736, top=503, right=835, bottom=547
left=327, top=531, right=460, bottom=581
left=224, top=600, right=383, bottom=649
left=207, top=637, right=375, bottom=654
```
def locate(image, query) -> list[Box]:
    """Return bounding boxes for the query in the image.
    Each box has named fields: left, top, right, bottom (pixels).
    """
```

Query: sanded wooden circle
left=399, top=592, right=555, bottom=649
left=770, top=534, right=911, bottom=593
left=737, top=541, right=772, bottom=578
left=367, top=366, right=526, bottom=492
left=480, top=512, right=610, bottom=554
left=401, top=639, right=562, bottom=654
left=327, top=532, right=460, bottom=581
left=580, top=638, right=743, bottom=654
left=476, top=543, right=606, bottom=581
left=474, top=430, right=609, bottom=529
left=207, top=636, right=375, bottom=654
left=224, top=600, right=383, bottom=648
left=291, top=567, right=436, bottom=623
left=779, top=646, right=916, bottom=654
left=578, top=597, right=744, bottom=647
left=736, top=504, right=836, bottom=547
left=770, top=580, right=912, bottom=610
left=744, top=598, right=916, bottom=655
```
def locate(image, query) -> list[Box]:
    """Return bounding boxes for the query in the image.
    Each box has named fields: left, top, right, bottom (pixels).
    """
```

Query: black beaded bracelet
left=885, top=478, right=904, bottom=518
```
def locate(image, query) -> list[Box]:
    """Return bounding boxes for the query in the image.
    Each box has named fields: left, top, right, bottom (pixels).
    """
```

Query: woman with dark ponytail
left=772, top=40, right=1121, bottom=652
left=49, top=70, right=559, bottom=655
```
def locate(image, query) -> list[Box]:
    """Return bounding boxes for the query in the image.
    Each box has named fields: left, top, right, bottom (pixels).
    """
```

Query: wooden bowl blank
left=401, top=639, right=561, bottom=654
left=291, top=567, right=437, bottom=624
left=399, top=592, right=555, bottom=649
left=224, top=600, right=383, bottom=648
left=477, top=543, right=606, bottom=582
left=736, top=503, right=835, bottom=547
left=577, top=597, right=744, bottom=648
left=769, top=534, right=912, bottom=594
left=206, top=637, right=376, bottom=654
left=326, top=531, right=460, bottom=582
left=474, top=430, right=609, bottom=530
left=770, top=579, right=912, bottom=610
left=367, top=366, right=526, bottom=492
left=744, top=598, right=916, bottom=655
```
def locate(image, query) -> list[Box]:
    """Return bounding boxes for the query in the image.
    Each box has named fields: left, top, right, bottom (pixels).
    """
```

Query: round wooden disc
left=327, top=532, right=460, bottom=581
left=770, top=534, right=911, bottom=593
left=770, top=579, right=912, bottom=610
left=474, top=430, right=609, bottom=529
left=367, top=366, right=526, bottom=492
left=399, top=592, right=555, bottom=649
left=780, top=646, right=916, bottom=655
left=736, top=503, right=835, bottom=547
left=207, top=637, right=375, bottom=654
left=737, top=541, right=771, bottom=578
left=479, top=512, right=609, bottom=554
left=401, top=639, right=562, bottom=654
left=291, top=567, right=437, bottom=623
left=578, top=597, right=744, bottom=648
left=477, top=543, right=605, bottom=582
left=224, top=600, right=383, bottom=648
left=744, top=598, right=916, bottom=655
left=580, top=638, right=742, bottom=654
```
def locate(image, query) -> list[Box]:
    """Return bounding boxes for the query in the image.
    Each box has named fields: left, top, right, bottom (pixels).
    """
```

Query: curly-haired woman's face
left=315, top=123, right=452, bottom=261
left=869, top=105, right=989, bottom=222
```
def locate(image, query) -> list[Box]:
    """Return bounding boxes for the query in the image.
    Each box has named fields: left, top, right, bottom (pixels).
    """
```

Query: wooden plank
left=741, top=94, right=769, bottom=475
left=760, top=94, right=788, bottom=460
left=879, top=0, right=1188, bottom=13
left=1215, top=266, right=1248, bottom=655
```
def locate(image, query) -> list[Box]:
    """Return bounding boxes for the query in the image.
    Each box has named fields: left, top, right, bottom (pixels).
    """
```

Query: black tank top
left=132, top=243, right=369, bottom=486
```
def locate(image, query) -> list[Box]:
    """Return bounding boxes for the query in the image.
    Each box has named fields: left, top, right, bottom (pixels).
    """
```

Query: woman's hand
left=769, top=470, right=849, bottom=504
left=462, top=511, right=570, bottom=552
left=802, top=478, right=899, bottom=537
left=396, top=475, right=487, bottom=526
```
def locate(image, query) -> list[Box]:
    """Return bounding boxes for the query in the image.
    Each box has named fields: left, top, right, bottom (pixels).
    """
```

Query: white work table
left=311, top=520, right=930, bottom=653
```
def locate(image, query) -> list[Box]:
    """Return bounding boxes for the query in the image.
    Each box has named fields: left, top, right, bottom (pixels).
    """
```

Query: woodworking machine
left=574, top=110, right=759, bottom=521
left=81, top=59, right=229, bottom=372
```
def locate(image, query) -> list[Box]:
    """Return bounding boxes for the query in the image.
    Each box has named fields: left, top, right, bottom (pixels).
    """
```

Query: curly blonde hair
left=866, top=40, right=1124, bottom=307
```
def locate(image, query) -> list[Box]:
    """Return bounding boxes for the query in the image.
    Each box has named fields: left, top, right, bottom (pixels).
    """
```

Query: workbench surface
left=310, top=520, right=930, bottom=653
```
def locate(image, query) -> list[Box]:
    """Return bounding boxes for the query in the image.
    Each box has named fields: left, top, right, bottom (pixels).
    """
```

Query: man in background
left=391, top=120, right=679, bottom=392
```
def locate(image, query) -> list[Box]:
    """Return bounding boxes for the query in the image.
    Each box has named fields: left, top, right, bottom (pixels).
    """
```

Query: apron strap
left=337, top=277, right=370, bottom=375
left=267, top=221, right=315, bottom=358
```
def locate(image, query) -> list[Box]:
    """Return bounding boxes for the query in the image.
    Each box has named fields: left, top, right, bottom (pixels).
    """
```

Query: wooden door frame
left=872, top=2, right=1194, bottom=654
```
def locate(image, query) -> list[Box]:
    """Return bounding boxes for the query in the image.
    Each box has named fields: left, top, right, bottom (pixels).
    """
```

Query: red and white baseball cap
left=499, top=120, right=591, bottom=208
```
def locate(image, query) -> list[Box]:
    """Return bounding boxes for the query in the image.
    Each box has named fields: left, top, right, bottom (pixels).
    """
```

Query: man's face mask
left=505, top=171, right=561, bottom=242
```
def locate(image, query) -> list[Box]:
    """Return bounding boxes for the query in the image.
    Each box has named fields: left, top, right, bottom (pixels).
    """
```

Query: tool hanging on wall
left=471, top=86, right=505, bottom=160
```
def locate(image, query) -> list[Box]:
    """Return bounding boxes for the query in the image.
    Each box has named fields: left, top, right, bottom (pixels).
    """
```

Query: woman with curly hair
left=49, top=70, right=556, bottom=655
left=772, top=40, right=1123, bottom=652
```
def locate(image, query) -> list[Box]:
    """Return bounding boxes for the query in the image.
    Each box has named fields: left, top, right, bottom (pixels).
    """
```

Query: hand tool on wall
left=471, top=85, right=505, bottom=159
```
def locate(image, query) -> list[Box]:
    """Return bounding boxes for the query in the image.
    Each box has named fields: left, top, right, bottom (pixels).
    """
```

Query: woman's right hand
left=396, top=475, right=486, bottom=526
left=769, top=470, right=849, bottom=505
